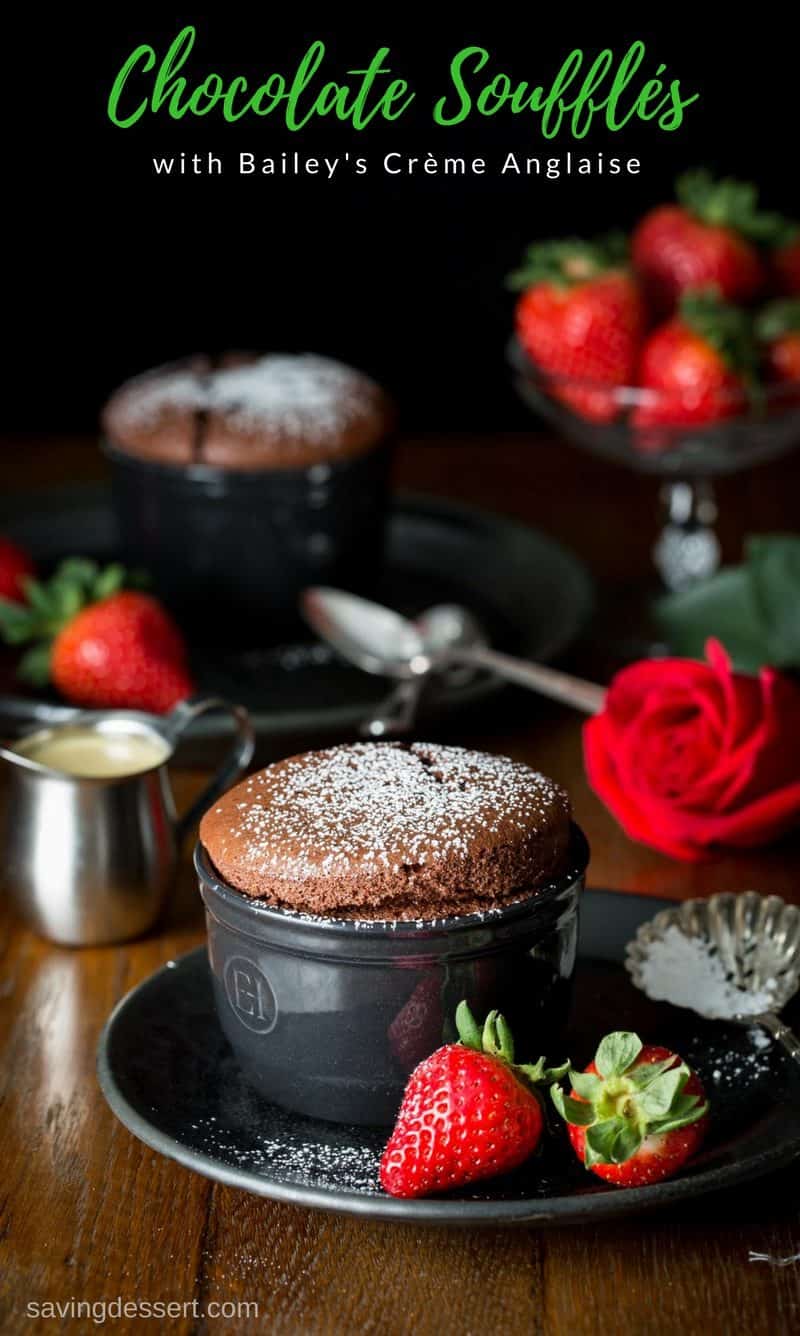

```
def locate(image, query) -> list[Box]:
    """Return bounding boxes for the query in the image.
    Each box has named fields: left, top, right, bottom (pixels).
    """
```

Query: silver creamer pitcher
left=0, top=696, right=255, bottom=946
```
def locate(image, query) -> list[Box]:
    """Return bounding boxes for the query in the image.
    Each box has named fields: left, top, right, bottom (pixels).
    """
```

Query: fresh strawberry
left=508, top=236, right=646, bottom=422
left=551, top=1031, right=709, bottom=1188
left=756, top=299, right=800, bottom=399
left=771, top=230, right=800, bottom=297
left=631, top=171, right=783, bottom=312
left=633, top=290, right=756, bottom=433
left=380, top=1002, right=567, bottom=1199
left=0, top=559, right=193, bottom=713
left=0, top=537, right=35, bottom=604
left=633, top=166, right=795, bottom=309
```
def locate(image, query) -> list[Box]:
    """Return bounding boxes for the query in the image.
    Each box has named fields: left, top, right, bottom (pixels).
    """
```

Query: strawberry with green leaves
left=633, top=289, right=757, bottom=433
left=551, top=1031, right=709, bottom=1187
left=380, top=1002, right=568, bottom=1199
left=631, top=171, right=782, bottom=312
left=0, top=559, right=194, bottom=713
left=508, top=235, right=646, bottom=423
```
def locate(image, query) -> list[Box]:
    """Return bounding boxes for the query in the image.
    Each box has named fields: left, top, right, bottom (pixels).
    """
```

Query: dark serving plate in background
left=97, top=891, right=800, bottom=1226
left=0, top=483, right=593, bottom=741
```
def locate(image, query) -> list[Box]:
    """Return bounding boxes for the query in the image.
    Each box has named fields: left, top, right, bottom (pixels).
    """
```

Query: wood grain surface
left=1, top=435, right=799, bottom=1335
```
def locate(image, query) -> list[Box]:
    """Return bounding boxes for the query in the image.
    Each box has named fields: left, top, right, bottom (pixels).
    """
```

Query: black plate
left=0, top=483, right=592, bottom=740
left=97, top=892, right=800, bottom=1225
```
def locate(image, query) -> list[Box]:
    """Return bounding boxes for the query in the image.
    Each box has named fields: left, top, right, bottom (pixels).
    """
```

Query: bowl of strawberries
left=508, top=171, right=800, bottom=591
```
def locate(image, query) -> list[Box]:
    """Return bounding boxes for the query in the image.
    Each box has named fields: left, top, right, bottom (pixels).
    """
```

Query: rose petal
left=583, top=715, right=710, bottom=860
left=584, top=642, right=800, bottom=862
left=632, top=781, right=800, bottom=851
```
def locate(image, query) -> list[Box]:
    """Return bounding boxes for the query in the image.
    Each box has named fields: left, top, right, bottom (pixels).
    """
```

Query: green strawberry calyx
left=455, top=1001, right=569, bottom=1088
left=679, top=288, right=761, bottom=384
left=506, top=233, right=629, bottom=292
left=0, top=559, right=146, bottom=687
left=676, top=169, right=791, bottom=245
left=756, top=298, right=800, bottom=343
left=551, top=1031, right=708, bottom=1168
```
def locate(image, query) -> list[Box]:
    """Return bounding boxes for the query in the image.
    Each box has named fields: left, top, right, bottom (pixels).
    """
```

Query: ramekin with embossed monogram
left=195, top=741, right=588, bottom=1126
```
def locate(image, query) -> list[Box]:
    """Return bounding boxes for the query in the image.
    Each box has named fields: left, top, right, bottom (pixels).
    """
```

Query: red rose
left=583, top=639, right=800, bottom=861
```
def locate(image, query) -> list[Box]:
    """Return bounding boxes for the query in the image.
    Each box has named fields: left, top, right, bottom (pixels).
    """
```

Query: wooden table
left=1, top=436, right=799, bottom=1335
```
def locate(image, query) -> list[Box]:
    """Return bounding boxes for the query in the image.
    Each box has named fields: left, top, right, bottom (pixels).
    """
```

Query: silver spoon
left=626, top=892, right=800, bottom=1064
left=358, top=605, right=489, bottom=738
left=301, top=588, right=605, bottom=719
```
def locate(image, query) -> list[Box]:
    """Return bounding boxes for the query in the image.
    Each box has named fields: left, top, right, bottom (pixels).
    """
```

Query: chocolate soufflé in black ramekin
left=196, top=741, right=589, bottom=1125
left=101, top=353, right=395, bottom=643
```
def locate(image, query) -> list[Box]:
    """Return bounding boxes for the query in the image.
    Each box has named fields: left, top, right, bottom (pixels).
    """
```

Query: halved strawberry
left=551, top=1031, right=709, bottom=1187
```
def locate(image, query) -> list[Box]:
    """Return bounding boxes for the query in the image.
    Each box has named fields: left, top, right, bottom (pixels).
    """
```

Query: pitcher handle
left=163, top=696, right=256, bottom=844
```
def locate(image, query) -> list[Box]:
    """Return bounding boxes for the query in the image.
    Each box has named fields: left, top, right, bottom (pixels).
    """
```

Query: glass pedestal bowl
left=508, top=337, right=800, bottom=592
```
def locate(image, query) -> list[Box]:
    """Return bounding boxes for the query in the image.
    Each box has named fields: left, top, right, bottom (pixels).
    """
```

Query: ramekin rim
left=193, top=823, right=589, bottom=938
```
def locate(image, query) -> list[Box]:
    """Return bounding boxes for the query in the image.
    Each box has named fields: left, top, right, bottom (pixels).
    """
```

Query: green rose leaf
left=747, top=535, right=800, bottom=667
left=654, top=533, right=800, bottom=671
left=594, top=1032, right=643, bottom=1079
left=653, top=568, right=767, bottom=671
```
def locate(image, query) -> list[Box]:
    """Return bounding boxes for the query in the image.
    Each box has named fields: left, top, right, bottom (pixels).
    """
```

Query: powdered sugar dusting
left=190, top=1113, right=382, bottom=1194
left=115, top=354, right=377, bottom=444
left=214, top=741, right=564, bottom=883
left=638, top=924, right=780, bottom=1019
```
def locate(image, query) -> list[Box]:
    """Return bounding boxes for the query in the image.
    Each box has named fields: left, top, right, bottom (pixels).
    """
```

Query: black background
left=8, top=10, right=798, bottom=434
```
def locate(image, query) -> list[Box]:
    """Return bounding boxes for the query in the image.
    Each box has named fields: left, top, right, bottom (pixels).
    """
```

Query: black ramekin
left=102, top=439, right=393, bottom=644
left=196, top=825, right=589, bottom=1126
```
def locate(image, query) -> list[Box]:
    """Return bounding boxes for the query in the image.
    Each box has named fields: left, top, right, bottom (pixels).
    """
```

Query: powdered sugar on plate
left=637, top=924, right=780, bottom=1019
left=189, top=1112, right=382, bottom=1194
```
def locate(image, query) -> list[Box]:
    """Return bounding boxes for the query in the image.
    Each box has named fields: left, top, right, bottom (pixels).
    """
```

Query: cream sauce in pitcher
left=0, top=699, right=254, bottom=946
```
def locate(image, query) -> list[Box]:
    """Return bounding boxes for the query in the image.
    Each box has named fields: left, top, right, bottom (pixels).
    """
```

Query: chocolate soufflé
left=101, top=353, right=394, bottom=639
left=102, top=352, right=394, bottom=471
left=199, top=741, right=571, bottom=921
